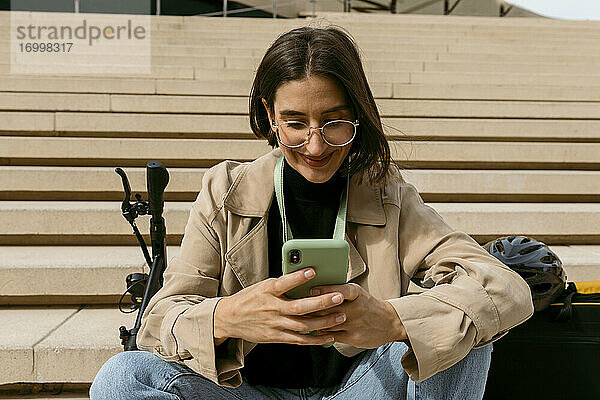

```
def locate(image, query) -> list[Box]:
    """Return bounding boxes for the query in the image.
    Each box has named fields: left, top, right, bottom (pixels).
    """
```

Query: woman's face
left=263, top=75, right=354, bottom=184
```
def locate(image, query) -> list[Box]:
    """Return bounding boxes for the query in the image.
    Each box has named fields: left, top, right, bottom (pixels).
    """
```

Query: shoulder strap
left=554, top=282, right=577, bottom=322
left=274, top=154, right=349, bottom=243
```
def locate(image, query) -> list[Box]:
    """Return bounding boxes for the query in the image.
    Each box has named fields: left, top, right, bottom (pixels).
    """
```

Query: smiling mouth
left=303, top=154, right=333, bottom=161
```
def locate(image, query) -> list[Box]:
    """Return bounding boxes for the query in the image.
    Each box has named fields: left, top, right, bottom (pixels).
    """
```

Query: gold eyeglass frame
left=271, top=119, right=360, bottom=148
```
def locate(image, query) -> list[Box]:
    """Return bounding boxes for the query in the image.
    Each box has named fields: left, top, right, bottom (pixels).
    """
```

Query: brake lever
left=115, top=168, right=150, bottom=222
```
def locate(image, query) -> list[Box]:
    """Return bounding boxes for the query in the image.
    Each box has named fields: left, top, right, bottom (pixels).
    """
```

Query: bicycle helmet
left=483, top=235, right=567, bottom=312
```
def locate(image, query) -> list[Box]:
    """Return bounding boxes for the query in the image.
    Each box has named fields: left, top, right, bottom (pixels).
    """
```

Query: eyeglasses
left=272, top=119, right=359, bottom=148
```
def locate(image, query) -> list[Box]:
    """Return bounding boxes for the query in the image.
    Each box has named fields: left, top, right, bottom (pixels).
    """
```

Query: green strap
left=274, top=154, right=349, bottom=243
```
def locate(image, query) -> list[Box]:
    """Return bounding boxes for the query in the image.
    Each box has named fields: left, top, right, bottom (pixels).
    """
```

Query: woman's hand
left=213, top=267, right=348, bottom=346
left=309, top=283, right=408, bottom=349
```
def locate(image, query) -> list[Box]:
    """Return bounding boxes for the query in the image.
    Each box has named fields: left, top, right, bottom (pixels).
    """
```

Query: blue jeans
left=90, top=341, right=492, bottom=400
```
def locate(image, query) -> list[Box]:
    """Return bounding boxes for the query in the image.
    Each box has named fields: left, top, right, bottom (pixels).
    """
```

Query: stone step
left=50, top=112, right=253, bottom=136
left=15, top=32, right=600, bottom=57
left=375, top=99, right=600, bottom=119
left=187, top=46, right=600, bottom=65
left=169, top=24, right=600, bottom=39
left=3, top=66, right=599, bottom=86
left=445, top=42, right=600, bottom=56
left=0, top=75, right=156, bottom=95
left=0, top=166, right=207, bottom=201
left=15, top=15, right=576, bottom=37
left=0, top=64, right=194, bottom=80
left=0, top=246, right=179, bottom=305
left=0, top=137, right=271, bottom=167
left=0, top=201, right=191, bottom=245
left=3, top=50, right=599, bottom=73
left=7, top=16, right=597, bottom=34
left=150, top=81, right=600, bottom=101
left=3, top=93, right=598, bottom=118
left=147, top=24, right=600, bottom=40
left=143, top=16, right=600, bottom=33
left=10, top=42, right=600, bottom=64
left=407, top=71, right=600, bottom=86
left=1, top=167, right=600, bottom=202
left=552, top=246, right=600, bottom=281
left=173, top=67, right=600, bottom=86
left=0, top=306, right=134, bottom=385
left=435, top=51, right=600, bottom=65
left=0, top=43, right=267, bottom=59
left=6, top=38, right=595, bottom=61
left=155, top=12, right=589, bottom=25
left=141, top=30, right=600, bottom=49
left=1, top=307, right=80, bottom=385
left=315, top=11, right=600, bottom=29
left=5, top=113, right=600, bottom=140
left=420, top=61, right=598, bottom=75
left=1, top=201, right=599, bottom=245
left=0, top=245, right=597, bottom=305
left=2, top=137, right=600, bottom=170
left=147, top=36, right=600, bottom=56
left=399, top=170, right=600, bottom=202
left=391, top=84, right=600, bottom=102
left=82, top=31, right=600, bottom=55
left=0, top=112, right=54, bottom=133
left=4, top=19, right=591, bottom=40
left=0, top=93, right=110, bottom=112
left=0, top=76, right=157, bottom=94
left=192, top=13, right=600, bottom=31
left=222, top=57, right=600, bottom=75
left=11, top=43, right=600, bottom=64
left=152, top=79, right=392, bottom=98
left=5, top=78, right=600, bottom=101
left=3, top=53, right=218, bottom=69
left=7, top=54, right=599, bottom=76
left=159, top=37, right=449, bottom=53
left=388, top=140, right=600, bottom=170
left=56, top=21, right=595, bottom=44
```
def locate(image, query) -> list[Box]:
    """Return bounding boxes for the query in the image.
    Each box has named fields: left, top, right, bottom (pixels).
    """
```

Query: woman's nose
left=304, top=127, right=329, bottom=155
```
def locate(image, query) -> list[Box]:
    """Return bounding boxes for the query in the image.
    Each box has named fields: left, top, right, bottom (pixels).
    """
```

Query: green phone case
left=281, top=238, right=349, bottom=299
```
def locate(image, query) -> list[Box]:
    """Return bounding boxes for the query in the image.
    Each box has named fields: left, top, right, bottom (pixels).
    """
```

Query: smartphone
left=281, top=238, right=349, bottom=299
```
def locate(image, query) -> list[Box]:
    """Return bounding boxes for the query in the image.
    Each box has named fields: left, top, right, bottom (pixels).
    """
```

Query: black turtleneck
left=241, top=156, right=358, bottom=388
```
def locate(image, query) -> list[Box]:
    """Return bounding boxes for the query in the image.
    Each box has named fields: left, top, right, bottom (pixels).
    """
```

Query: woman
left=91, top=26, right=533, bottom=399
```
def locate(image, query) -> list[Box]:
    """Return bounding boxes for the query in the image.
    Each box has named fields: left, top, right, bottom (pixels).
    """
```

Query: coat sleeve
left=385, top=182, right=534, bottom=382
left=136, top=163, right=245, bottom=388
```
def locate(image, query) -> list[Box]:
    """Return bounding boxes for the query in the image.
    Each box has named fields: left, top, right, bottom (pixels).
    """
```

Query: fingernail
left=332, top=294, right=343, bottom=304
left=304, top=269, right=315, bottom=278
left=311, top=289, right=320, bottom=296
left=336, top=314, right=345, bottom=323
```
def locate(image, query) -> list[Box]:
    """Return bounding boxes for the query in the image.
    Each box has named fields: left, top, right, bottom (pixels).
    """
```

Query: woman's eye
left=285, top=122, right=306, bottom=130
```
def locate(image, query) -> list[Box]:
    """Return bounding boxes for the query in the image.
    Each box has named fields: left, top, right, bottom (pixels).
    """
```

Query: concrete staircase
left=1, top=10, right=600, bottom=397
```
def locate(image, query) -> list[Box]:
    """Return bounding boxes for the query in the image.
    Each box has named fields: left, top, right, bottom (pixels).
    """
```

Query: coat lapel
left=345, top=231, right=367, bottom=282
left=223, top=148, right=386, bottom=288
left=224, top=214, right=270, bottom=289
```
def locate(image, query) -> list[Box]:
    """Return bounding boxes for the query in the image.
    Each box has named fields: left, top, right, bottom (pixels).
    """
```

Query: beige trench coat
left=137, top=147, right=534, bottom=387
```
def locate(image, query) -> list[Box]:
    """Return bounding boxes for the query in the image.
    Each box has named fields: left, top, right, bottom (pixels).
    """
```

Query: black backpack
left=484, top=281, right=600, bottom=399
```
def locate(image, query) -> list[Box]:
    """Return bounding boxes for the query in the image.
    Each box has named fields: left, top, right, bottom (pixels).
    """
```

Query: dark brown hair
left=249, top=26, right=400, bottom=186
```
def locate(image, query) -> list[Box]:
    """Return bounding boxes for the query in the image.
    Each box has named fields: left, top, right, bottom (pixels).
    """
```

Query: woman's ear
left=262, top=98, right=274, bottom=127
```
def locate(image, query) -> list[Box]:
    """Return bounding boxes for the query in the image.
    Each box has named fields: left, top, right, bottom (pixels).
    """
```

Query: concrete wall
left=389, top=0, right=541, bottom=17
left=239, top=0, right=544, bottom=19
left=233, top=0, right=306, bottom=18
